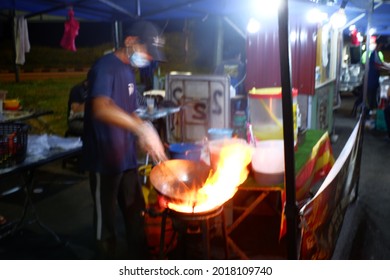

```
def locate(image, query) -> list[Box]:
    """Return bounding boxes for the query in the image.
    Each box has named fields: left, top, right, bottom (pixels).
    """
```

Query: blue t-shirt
left=82, top=53, right=138, bottom=173
left=367, top=50, right=383, bottom=90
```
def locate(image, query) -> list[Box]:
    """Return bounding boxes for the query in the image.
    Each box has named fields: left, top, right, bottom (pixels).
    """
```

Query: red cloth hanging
left=60, top=9, right=79, bottom=52
left=350, top=29, right=359, bottom=46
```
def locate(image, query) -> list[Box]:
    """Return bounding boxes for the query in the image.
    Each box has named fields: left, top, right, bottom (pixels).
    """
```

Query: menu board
left=315, top=23, right=338, bottom=87
left=165, top=74, right=231, bottom=142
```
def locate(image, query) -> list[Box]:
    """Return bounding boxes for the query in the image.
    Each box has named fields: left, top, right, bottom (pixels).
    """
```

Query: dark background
left=0, top=17, right=244, bottom=53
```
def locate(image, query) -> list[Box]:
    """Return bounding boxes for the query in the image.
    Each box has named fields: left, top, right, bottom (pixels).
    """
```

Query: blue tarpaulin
left=2, top=1, right=390, bottom=35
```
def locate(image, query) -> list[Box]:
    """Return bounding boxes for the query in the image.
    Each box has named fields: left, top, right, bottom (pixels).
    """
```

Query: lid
left=207, top=128, right=234, bottom=140
left=169, top=143, right=202, bottom=153
left=249, top=87, right=298, bottom=99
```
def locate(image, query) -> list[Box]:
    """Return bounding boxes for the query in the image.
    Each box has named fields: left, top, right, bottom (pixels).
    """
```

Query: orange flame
left=167, top=142, right=253, bottom=213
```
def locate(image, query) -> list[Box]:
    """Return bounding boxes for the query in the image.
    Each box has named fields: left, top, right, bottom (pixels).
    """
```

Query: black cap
left=376, top=36, right=387, bottom=46
left=124, top=20, right=166, bottom=62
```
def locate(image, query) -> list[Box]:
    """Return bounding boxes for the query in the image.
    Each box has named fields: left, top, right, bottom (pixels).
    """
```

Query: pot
left=251, top=140, right=285, bottom=186
left=149, top=159, right=211, bottom=204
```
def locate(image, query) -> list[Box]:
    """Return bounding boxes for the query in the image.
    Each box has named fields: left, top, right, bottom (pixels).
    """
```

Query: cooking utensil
left=156, top=159, right=192, bottom=191
left=149, top=159, right=211, bottom=203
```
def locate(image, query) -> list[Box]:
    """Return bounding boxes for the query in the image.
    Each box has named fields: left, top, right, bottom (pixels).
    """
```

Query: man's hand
left=136, top=121, right=168, bottom=163
left=381, top=62, right=390, bottom=71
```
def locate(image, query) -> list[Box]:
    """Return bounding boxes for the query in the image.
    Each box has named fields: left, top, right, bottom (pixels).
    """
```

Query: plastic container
left=232, top=111, right=247, bottom=139
left=251, top=140, right=285, bottom=186
left=248, top=87, right=298, bottom=145
left=168, top=143, right=202, bottom=161
left=207, top=128, right=234, bottom=140
left=3, top=99, right=20, bottom=111
left=0, top=123, right=28, bottom=168
left=208, top=138, right=247, bottom=171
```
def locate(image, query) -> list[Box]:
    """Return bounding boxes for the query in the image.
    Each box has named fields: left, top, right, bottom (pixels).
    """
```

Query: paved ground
left=332, top=93, right=390, bottom=260
left=0, top=91, right=389, bottom=260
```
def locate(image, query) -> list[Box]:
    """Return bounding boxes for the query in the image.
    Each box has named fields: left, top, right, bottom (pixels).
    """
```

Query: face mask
left=130, top=51, right=150, bottom=68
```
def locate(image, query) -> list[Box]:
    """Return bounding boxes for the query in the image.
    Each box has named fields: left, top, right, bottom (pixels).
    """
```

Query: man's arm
left=91, top=96, right=142, bottom=131
left=381, top=61, right=390, bottom=71
left=70, top=102, right=85, bottom=114
left=91, top=96, right=167, bottom=162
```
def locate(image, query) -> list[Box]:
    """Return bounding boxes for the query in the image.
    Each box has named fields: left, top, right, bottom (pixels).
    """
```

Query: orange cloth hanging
left=60, top=9, right=79, bottom=52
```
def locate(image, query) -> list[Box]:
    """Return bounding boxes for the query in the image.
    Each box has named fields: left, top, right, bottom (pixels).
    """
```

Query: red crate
left=0, top=123, right=28, bottom=168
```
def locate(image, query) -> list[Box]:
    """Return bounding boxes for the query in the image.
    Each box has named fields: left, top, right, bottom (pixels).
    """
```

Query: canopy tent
left=0, top=0, right=249, bottom=22
left=0, top=0, right=387, bottom=260
left=2, top=0, right=390, bottom=35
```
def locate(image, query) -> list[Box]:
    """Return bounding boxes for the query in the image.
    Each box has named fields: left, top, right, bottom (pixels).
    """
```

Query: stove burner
left=159, top=205, right=229, bottom=259
left=167, top=204, right=224, bottom=221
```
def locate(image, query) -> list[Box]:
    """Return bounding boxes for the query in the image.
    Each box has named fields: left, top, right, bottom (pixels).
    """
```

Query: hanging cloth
left=14, top=16, right=31, bottom=65
left=60, top=9, right=79, bottom=52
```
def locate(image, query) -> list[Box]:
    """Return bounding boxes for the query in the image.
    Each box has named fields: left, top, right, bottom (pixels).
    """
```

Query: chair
left=62, top=133, right=83, bottom=172
left=62, top=81, right=87, bottom=172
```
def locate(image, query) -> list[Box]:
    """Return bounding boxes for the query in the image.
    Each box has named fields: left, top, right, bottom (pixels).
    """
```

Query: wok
left=149, top=159, right=211, bottom=203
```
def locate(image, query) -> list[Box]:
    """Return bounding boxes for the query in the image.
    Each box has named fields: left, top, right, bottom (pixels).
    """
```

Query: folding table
left=227, top=129, right=335, bottom=259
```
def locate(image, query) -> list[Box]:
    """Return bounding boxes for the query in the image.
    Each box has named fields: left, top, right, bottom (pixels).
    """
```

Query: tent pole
left=358, top=0, right=374, bottom=197
left=113, top=20, right=120, bottom=50
left=10, top=11, right=20, bottom=83
left=214, top=16, right=224, bottom=68
left=331, top=30, right=344, bottom=143
left=361, top=1, right=373, bottom=125
left=278, top=0, right=298, bottom=259
left=343, top=1, right=382, bottom=29
left=136, top=0, right=141, bottom=17
left=98, top=0, right=136, bottom=18
left=223, top=17, right=246, bottom=40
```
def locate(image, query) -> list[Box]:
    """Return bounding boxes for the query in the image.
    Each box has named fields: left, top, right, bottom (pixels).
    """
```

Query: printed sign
left=165, top=74, right=231, bottom=142
left=299, top=117, right=362, bottom=259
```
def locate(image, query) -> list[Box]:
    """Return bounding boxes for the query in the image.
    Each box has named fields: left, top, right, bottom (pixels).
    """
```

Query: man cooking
left=82, top=20, right=167, bottom=259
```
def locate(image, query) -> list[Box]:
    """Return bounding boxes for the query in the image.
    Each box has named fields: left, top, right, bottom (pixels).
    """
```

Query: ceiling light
left=330, top=8, right=347, bottom=29
left=306, top=8, right=328, bottom=24
left=250, top=0, right=280, bottom=17
left=247, top=18, right=261, bottom=34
